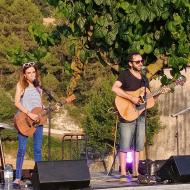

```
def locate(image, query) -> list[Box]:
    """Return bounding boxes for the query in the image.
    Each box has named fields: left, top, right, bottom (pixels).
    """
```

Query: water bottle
left=4, top=164, right=13, bottom=189
left=150, top=161, right=156, bottom=176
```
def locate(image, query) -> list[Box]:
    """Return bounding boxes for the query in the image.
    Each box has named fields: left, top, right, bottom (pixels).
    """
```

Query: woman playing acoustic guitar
left=13, top=62, right=43, bottom=187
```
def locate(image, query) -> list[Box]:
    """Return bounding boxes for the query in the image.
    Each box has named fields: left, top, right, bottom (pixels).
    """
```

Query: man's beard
left=132, top=65, right=141, bottom=72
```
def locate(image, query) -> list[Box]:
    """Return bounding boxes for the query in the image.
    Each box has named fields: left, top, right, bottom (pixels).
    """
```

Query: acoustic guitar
left=14, top=95, right=76, bottom=137
left=115, top=75, right=186, bottom=122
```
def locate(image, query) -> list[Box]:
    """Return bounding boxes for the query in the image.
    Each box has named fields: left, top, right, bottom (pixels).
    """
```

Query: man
left=112, top=52, right=149, bottom=182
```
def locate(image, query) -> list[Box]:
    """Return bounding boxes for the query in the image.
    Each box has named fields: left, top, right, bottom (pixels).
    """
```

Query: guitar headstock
left=159, top=75, right=186, bottom=95
left=53, top=95, right=76, bottom=112
left=175, top=75, right=186, bottom=86
left=159, top=86, right=171, bottom=94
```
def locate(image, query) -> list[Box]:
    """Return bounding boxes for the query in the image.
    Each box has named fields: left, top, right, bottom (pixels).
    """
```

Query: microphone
left=33, top=79, right=40, bottom=87
left=141, top=66, right=149, bottom=74
left=141, top=66, right=149, bottom=87
left=33, top=79, right=57, bottom=102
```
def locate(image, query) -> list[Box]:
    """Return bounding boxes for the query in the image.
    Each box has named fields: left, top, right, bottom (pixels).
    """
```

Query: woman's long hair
left=18, top=64, right=40, bottom=91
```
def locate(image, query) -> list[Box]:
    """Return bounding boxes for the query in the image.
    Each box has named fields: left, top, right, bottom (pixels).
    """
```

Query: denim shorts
left=119, top=116, right=145, bottom=152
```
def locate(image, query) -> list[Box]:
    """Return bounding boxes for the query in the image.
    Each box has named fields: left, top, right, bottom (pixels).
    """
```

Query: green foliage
left=1, top=0, right=190, bottom=77
left=3, top=132, right=63, bottom=160
left=3, top=130, right=82, bottom=160
left=33, top=0, right=53, bottom=17
left=146, top=104, right=164, bottom=145
left=1, top=129, right=18, bottom=141
left=76, top=62, right=108, bottom=104
left=82, top=74, right=116, bottom=153
left=47, top=0, right=190, bottom=76
left=27, top=135, right=63, bottom=160
left=42, top=73, right=59, bottom=91
left=0, top=0, right=43, bottom=66
left=0, top=88, right=16, bottom=122
left=28, top=23, right=55, bottom=47
left=40, top=52, right=63, bottom=75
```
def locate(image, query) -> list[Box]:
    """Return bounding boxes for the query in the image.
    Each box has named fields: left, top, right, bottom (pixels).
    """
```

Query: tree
left=0, top=0, right=43, bottom=66
left=47, top=0, right=190, bottom=82
left=81, top=69, right=116, bottom=153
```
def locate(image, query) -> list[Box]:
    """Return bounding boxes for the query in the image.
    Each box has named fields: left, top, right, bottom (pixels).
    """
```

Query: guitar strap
left=20, top=89, right=25, bottom=99
left=35, top=87, right=44, bottom=108
left=36, top=86, right=42, bottom=95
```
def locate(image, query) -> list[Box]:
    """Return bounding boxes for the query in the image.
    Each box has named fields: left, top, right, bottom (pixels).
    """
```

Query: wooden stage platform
left=1, top=172, right=190, bottom=190
left=90, top=172, right=190, bottom=190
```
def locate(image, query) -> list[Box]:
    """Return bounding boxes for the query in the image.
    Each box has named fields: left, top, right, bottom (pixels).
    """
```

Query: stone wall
left=51, top=108, right=82, bottom=133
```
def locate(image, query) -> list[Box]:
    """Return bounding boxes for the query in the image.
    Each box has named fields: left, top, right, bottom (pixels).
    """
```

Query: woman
left=13, top=62, right=44, bottom=186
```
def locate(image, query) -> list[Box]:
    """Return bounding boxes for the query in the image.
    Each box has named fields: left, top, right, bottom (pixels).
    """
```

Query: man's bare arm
left=112, top=81, right=140, bottom=105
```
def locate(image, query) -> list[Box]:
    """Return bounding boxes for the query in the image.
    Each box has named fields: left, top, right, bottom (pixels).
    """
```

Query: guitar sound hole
left=32, top=121, right=39, bottom=128
left=136, top=104, right=145, bottom=110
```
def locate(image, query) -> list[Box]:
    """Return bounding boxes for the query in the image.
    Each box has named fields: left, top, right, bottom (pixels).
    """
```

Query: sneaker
left=13, top=179, right=21, bottom=189
left=119, top=175, right=129, bottom=183
left=13, top=182, right=21, bottom=189
left=132, top=172, right=139, bottom=178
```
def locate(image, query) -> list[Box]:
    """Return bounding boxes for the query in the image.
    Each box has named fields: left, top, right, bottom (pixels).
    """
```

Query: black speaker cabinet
left=32, top=160, right=90, bottom=190
left=157, top=155, right=190, bottom=183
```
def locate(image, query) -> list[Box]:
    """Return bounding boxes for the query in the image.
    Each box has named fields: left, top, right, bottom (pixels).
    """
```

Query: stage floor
left=90, top=172, right=190, bottom=190
left=1, top=172, right=190, bottom=190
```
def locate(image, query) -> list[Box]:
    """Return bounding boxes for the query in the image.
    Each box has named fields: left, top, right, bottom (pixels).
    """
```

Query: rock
left=51, top=107, right=82, bottom=133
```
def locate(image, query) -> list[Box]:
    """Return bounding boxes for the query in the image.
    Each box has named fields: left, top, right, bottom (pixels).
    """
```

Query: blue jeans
left=119, top=116, right=145, bottom=152
left=15, top=125, right=43, bottom=179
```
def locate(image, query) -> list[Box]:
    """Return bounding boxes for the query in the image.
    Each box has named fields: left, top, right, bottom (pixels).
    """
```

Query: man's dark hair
left=127, top=52, right=141, bottom=62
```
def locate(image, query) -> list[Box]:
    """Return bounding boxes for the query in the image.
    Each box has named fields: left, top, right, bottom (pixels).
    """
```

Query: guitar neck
left=39, top=108, right=52, bottom=118
left=147, top=82, right=175, bottom=98
left=37, top=95, right=75, bottom=118
left=39, top=99, right=68, bottom=117
left=147, top=89, right=162, bottom=98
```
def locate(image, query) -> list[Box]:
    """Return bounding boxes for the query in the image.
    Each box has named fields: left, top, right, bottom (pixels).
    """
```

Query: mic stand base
left=138, top=174, right=157, bottom=184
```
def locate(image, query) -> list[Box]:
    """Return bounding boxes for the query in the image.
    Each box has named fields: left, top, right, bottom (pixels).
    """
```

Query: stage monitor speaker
left=32, top=160, right=90, bottom=190
left=157, top=155, right=190, bottom=183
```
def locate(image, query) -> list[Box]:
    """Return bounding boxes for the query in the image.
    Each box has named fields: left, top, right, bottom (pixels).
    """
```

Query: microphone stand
left=171, top=106, right=190, bottom=155
left=137, top=73, right=157, bottom=184
left=141, top=75, right=149, bottom=174
left=42, top=87, right=57, bottom=161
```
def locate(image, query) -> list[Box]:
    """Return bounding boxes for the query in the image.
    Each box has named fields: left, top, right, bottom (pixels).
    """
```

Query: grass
left=2, top=130, right=85, bottom=161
